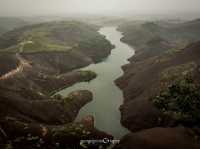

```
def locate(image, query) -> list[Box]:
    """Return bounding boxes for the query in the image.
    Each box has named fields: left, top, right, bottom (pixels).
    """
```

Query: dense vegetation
left=78, top=70, right=97, bottom=82
left=153, top=77, right=200, bottom=127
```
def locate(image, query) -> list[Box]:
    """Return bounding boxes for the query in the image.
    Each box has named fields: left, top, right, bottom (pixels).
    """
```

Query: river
left=57, top=26, right=135, bottom=139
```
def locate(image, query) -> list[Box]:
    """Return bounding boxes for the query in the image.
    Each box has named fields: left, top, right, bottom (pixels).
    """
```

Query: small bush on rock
left=153, top=78, right=200, bottom=127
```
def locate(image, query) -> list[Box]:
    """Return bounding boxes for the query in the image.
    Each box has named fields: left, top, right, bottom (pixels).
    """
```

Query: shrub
left=53, top=94, right=63, bottom=100
left=152, top=77, right=200, bottom=127
left=79, top=70, right=97, bottom=82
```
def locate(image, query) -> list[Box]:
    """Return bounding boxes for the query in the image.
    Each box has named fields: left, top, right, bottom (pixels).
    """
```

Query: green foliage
left=153, top=78, right=200, bottom=126
left=0, top=21, right=110, bottom=53
left=161, top=62, right=197, bottom=83
left=165, top=48, right=182, bottom=55
left=78, top=70, right=97, bottom=82
left=52, top=123, right=91, bottom=139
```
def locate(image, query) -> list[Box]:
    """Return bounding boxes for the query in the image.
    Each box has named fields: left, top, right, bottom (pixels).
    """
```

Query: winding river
left=58, top=26, right=135, bottom=139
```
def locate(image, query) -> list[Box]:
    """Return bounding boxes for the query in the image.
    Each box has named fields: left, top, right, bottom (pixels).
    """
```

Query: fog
left=0, top=0, right=200, bottom=17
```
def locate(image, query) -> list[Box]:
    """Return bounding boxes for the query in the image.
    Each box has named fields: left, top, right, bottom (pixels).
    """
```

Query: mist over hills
left=0, top=0, right=200, bottom=20
left=0, top=0, right=200, bottom=148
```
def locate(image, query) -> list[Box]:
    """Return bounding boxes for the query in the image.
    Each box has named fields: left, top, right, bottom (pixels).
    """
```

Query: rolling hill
left=0, top=20, right=114, bottom=148
left=115, top=19, right=200, bottom=149
left=118, top=19, right=200, bottom=61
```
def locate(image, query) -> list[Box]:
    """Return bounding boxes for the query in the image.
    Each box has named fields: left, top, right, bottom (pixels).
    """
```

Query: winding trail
left=0, top=42, right=32, bottom=80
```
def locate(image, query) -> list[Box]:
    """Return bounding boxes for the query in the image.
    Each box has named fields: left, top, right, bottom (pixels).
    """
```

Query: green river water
left=58, top=26, right=135, bottom=139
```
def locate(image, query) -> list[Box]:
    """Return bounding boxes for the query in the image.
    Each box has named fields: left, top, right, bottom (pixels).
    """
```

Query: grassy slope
left=118, top=19, right=200, bottom=61
left=0, top=20, right=114, bottom=148
left=0, top=21, right=110, bottom=53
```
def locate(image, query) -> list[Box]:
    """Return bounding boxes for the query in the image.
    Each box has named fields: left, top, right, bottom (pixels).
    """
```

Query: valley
left=0, top=20, right=114, bottom=148
left=0, top=17, right=200, bottom=149
left=57, top=26, right=134, bottom=139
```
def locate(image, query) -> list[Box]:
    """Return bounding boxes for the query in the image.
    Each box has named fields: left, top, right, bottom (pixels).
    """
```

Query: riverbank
left=0, top=21, right=114, bottom=148
left=57, top=26, right=134, bottom=139
left=115, top=19, right=200, bottom=148
left=49, top=70, right=97, bottom=96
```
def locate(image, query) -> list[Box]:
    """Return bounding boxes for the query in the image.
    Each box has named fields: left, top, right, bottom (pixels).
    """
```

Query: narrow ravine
left=57, top=26, right=135, bottom=139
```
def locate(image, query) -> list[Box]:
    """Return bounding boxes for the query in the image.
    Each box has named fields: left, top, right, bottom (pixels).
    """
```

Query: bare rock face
left=115, top=127, right=200, bottom=149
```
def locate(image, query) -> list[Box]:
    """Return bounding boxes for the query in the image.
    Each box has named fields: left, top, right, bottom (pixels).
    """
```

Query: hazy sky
left=0, top=0, right=200, bottom=16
